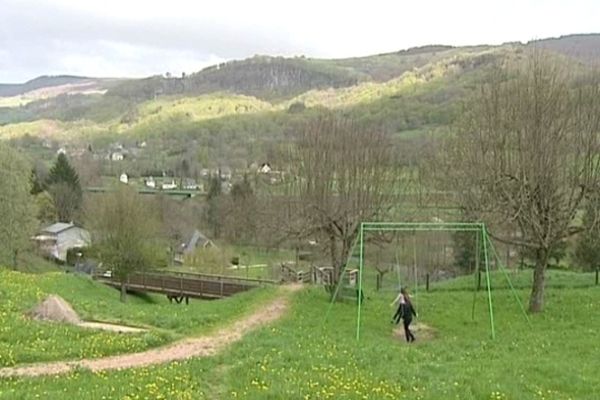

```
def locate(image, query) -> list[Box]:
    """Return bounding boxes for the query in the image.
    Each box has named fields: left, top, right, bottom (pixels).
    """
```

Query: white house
left=145, top=177, right=156, bottom=188
left=259, top=163, right=272, bottom=174
left=111, top=152, right=124, bottom=161
left=119, top=173, right=128, bottom=184
left=162, top=179, right=177, bottom=190
left=182, top=179, right=201, bottom=190
left=33, top=223, right=91, bottom=262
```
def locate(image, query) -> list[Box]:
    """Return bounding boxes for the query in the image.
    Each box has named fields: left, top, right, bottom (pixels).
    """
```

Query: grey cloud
left=0, top=1, right=315, bottom=82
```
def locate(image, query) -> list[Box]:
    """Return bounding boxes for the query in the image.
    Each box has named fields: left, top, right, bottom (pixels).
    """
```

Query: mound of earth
left=393, top=322, right=436, bottom=342
left=29, top=295, right=81, bottom=324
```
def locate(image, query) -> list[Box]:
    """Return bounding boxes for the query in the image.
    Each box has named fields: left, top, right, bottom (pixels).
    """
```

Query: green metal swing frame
left=326, top=222, right=530, bottom=341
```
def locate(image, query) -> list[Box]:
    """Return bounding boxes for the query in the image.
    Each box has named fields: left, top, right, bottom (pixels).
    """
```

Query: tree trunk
left=12, top=250, right=18, bottom=270
left=529, top=248, right=548, bottom=313
left=120, top=280, right=128, bottom=303
left=330, top=233, right=340, bottom=281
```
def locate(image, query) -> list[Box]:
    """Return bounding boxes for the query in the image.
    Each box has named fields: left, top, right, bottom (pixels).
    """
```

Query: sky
left=1, top=0, right=599, bottom=83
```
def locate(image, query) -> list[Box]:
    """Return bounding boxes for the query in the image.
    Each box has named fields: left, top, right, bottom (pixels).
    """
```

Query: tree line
left=2, top=49, right=600, bottom=312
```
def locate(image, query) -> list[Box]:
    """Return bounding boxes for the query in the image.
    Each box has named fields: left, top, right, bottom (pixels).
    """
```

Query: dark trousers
left=403, top=318, right=415, bottom=342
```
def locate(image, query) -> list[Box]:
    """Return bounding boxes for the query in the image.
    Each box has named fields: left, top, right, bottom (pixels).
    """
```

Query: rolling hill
left=0, top=34, right=598, bottom=168
left=0, top=75, right=93, bottom=97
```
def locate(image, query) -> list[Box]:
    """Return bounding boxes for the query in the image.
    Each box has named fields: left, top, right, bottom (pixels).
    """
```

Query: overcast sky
left=1, top=0, right=598, bottom=83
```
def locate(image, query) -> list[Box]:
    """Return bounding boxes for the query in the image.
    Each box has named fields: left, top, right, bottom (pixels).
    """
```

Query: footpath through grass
left=0, top=269, right=278, bottom=368
left=1, top=270, right=599, bottom=399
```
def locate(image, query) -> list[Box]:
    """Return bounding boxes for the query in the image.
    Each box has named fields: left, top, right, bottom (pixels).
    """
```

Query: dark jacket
left=401, top=300, right=417, bottom=320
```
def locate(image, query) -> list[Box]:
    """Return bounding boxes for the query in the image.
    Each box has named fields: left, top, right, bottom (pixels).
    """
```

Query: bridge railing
left=94, top=270, right=276, bottom=299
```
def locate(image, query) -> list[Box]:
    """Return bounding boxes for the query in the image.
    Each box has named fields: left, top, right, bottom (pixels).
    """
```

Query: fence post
left=376, top=274, right=381, bottom=291
left=596, top=267, right=599, bottom=286
left=426, top=273, right=430, bottom=291
left=477, top=271, right=482, bottom=291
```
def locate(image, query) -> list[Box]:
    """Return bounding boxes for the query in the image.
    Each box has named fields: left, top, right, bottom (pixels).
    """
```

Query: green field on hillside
left=0, top=269, right=277, bottom=368
left=1, top=269, right=599, bottom=399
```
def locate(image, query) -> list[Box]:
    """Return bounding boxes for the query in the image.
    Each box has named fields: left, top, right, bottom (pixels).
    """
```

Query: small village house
left=174, top=230, right=215, bottom=264
left=259, top=163, right=272, bottom=174
left=182, top=178, right=201, bottom=190
left=110, top=152, right=124, bottom=161
left=33, top=223, right=91, bottom=262
left=162, top=179, right=177, bottom=190
left=145, top=176, right=156, bottom=188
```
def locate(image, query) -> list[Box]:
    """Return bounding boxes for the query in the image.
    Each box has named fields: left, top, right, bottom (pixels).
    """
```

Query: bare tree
left=49, top=182, right=81, bottom=223
left=86, top=186, right=167, bottom=302
left=283, top=114, right=399, bottom=280
left=447, top=52, right=600, bottom=312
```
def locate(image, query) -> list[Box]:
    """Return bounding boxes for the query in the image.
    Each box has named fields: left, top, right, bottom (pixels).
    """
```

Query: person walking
left=390, top=290, right=405, bottom=325
left=399, top=287, right=417, bottom=342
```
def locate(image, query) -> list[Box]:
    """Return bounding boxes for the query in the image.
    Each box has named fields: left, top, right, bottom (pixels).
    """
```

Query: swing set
left=326, top=222, right=530, bottom=341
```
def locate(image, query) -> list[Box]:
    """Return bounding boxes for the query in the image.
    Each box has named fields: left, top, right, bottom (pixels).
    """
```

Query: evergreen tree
left=47, top=153, right=82, bottom=222
left=204, top=174, right=222, bottom=239
left=47, top=153, right=81, bottom=189
left=227, top=175, right=257, bottom=243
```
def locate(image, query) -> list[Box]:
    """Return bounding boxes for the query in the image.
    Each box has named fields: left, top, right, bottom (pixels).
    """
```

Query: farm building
left=33, top=223, right=91, bottom=262
left=174, top=230, right=215, bottom=264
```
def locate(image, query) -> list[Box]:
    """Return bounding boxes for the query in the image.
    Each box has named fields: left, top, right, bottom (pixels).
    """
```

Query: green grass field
left=1, top=269, right=599, bottom=399
left=0, top=269, right=277, bottom=368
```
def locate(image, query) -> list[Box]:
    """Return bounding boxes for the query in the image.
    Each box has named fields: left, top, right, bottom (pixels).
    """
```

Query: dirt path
left=0, top=285, right=302, bottom=378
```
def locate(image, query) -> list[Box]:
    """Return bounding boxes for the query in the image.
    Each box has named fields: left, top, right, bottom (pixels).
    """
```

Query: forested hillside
left=0, top=34, right=598, bottom=170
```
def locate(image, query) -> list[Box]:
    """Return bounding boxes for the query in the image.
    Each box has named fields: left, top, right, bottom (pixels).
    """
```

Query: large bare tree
left=448, top=52, right=600, bottom=312
left=86, top=186, right=167, bottom=302
left=283, top=114, right=399, bottom=280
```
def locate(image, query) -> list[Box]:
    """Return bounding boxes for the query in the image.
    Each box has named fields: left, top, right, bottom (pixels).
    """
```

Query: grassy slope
left=1, top=270, right=599, bottom=399
left=0, top=44, right=502, bottom=142
left=0, top=44, right=530, bottom=159
left=0, top=269, right=278, bottom=368
left=0, top=51, right=483, bottom=146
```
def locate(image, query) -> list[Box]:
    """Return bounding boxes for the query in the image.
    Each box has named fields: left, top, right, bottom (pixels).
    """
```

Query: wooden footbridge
left=94, top=271, right=277, bottom=302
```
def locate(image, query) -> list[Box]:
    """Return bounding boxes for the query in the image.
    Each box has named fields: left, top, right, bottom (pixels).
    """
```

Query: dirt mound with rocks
left=29, top=295, right=81, bottom=324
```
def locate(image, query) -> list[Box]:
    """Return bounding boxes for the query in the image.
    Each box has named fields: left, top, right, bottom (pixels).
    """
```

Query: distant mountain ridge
left=529, top=34, right=600, bottom=64
left=1, top=33, right=599, bottom=128
left=2, top=33, right=599, bottom=101
left=0, top=75, right=94, bottom=97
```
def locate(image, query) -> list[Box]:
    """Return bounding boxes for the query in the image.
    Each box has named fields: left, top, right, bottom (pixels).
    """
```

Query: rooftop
left=41, top=222, right=75, bottom=234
